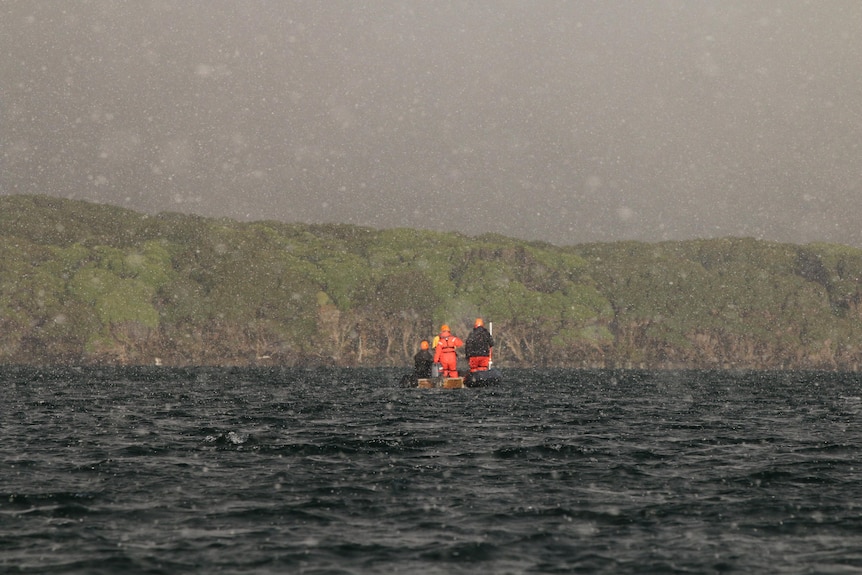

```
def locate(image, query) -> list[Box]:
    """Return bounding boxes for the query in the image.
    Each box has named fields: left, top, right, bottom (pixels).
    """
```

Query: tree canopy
left=3, top=194, right=862, bottom=370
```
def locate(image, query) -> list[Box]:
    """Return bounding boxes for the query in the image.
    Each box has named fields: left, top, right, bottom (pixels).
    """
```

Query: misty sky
left=2, top=1, right=861, bottom=247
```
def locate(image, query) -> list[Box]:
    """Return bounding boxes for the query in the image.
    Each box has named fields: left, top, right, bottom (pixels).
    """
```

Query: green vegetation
left=3, top=194, right=862, bottom=370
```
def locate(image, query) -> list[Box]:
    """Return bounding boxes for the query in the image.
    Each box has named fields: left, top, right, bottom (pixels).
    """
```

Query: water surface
left=3, top=367, right=862, bottom=573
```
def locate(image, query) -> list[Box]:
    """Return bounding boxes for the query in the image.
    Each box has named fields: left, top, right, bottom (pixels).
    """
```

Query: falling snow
left=1, top=1, right=861, bottom=246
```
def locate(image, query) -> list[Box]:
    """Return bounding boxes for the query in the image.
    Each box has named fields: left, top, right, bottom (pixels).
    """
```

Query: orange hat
left=474, top=318, right=484, bottom=327
left=420, top=340, right=429, bottom=350
left=441, top=324, right=449, bottom=332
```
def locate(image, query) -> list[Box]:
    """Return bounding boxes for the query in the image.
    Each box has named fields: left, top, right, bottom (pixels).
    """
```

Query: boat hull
left=463, top=367, right=503, bottom=388
left=417, top=377, right=465, bottom=389
left=413, top=368, right=503, bottom=389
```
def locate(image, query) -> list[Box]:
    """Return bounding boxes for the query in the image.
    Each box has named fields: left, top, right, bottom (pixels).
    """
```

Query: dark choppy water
left=4, top=367, right=862, bottom=574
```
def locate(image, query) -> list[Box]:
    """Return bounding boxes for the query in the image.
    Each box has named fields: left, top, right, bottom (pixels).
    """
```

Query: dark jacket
left=465, top=326, right=494, bottom=358
left=413, top=348, right=434, bottom=378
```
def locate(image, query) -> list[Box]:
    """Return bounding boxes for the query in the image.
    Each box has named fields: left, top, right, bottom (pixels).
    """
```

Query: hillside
left=3, top=194, right=862, bottom=369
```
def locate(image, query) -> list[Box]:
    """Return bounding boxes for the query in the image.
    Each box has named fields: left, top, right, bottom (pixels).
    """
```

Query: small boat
left=462, top=367, right=502, bottom=388
left=413, top=367, right=502, bottom=389
left=397, top=373, right=463, bottom=388
left=407, top=320, right=503, bottom=389
left=417, top=376, right=466, bottom=389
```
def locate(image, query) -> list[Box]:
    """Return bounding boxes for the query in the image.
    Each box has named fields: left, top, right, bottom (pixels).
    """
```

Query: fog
left=2, top=1, right=861, bottom=246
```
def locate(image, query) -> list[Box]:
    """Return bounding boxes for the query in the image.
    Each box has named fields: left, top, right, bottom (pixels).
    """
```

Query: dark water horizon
left=4, top=366, right=862, bottom=574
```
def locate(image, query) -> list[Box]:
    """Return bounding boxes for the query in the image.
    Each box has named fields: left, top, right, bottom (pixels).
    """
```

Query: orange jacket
left=433, top=330, right=463, bottom=362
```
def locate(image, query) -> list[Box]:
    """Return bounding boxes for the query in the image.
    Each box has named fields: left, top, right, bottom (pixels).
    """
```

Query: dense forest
left=3, top=194, right=862, bottom=370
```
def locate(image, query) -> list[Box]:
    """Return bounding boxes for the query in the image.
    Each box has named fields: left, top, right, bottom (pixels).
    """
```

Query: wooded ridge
left=3, top=194, right=862, bottom=370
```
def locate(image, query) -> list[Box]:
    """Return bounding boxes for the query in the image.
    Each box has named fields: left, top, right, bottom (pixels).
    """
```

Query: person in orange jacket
left=433, top=324, right=463, bottom=377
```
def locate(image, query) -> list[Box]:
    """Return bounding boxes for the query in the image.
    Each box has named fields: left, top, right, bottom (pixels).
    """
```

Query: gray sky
left=2, top=1, right=861, bottom=246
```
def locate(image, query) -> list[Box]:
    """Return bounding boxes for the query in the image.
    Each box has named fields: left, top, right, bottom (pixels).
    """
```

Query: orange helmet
left=441, top=324, right=449, bottom=332
left=420, top=340, right=429, bottom=350
left=474, top=318, right=484, bottom=328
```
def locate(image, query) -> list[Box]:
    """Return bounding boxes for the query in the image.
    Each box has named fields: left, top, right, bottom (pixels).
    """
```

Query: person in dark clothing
left=464, top=318, right=494, bottom=373
left=398, top=340, right=434, bottom=387
left=413, top=340, right=434, bottom=378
